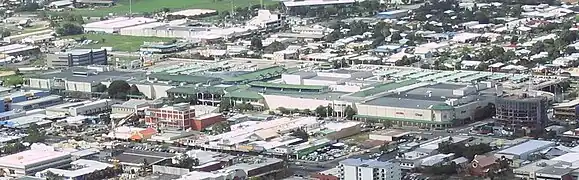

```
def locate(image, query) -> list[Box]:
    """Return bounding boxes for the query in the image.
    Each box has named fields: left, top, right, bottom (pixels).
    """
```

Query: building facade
left=49, top=49, right=107, bottom=67
left=338, top=158, right=402, bottom=180
left=495, top=93, right=548, bottom=128
left=0, top=148, right=72, bottom=177
left=145, top=103, right=196, bottom=130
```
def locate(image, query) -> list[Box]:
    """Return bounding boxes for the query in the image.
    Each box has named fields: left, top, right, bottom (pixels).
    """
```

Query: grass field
left=65, top=34, right=176, bottom=52
left=67, top=0, right=275, bottom=17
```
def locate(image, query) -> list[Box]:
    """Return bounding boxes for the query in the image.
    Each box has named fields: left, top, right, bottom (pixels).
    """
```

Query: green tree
left=129, top=84, right=142, bottom=96
left=250, top=37, right=263, bottom=50
left=277, top=107, right=290, bottom=114
left=55, top=22, right=83, bottom=36
left=390, top=32, right=402, bottom=42
left=510, top=36, right=519, bottom=45
left=24, top=124, right=45, bottom=143
left=344, top=105, right=356, bottom=119
left=290, top=128, right=309, bottom=141
left=315, top=105, right=327, bottom=117
left=93, top=84, right=107, bottom=93
left=107, top=80, right=131, bottom=99
left=264, top=41, right=287, bottom=53
left=219, top=98, right=232, bottom=112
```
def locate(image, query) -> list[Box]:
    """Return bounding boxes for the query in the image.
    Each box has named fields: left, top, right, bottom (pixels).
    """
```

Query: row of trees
left=99, top=80, right=144, bottom=100
left=438, top=138, right=493, bottom=160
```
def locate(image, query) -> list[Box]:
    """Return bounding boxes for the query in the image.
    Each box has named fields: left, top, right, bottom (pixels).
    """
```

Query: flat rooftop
left=83, top=17, right=157, bottom=29
left=114, top=150, right=175, bottom=165
left=169, top=9, right=217, bottom=16
left=497, top=140, right=555, bottom=156
left=0, top=148, right=70, bottom=168
left=33, top=68, right=143, bottom=82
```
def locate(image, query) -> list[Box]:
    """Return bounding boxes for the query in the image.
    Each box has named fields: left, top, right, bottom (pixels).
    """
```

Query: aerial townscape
left=0, top=0, right=579, bottom=180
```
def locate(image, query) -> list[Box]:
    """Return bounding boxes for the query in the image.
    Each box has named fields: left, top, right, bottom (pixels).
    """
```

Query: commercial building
left=283, top=0, right=356, bottom=15
left=338, top=158, right=402, bottom=180
left=83, top=17, right=157, bottom=33
left=355, top=82, right=497, bottom=128
left=369, top=130, right=411, bottom=142
left=46, top=99, right=112, bottom=116
left=10, top=95, right=62, bottom=111
left=145, top=103, right=221, bottom=130
left=48, top=49, right=108, bottom=67
left=166, top=9, right=217, bottom=19
left=2, top=30, right=54, bottom=44
left=495, top=93, right=548, bottom=128
left=553, top=99, right=579, bottom=121
left=36, top=159, right=113, bottom=180
left=0, top=114, right=51, bottom=128
left=111, top=99, right=150, bottom=119
left=495, top=140, right=556, bottom=160
left=26, top=67, right=141, bottom=94
left=247, top=10, right=285, bottom=30
left=0, top=44, right=40, bottom=57
left=0, top=145, right=72, bottom=177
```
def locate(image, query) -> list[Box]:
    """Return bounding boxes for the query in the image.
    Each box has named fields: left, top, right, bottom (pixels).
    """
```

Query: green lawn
left=65, top=34, right=175, bottom=52
left=67, top=0, right=276, bottom=17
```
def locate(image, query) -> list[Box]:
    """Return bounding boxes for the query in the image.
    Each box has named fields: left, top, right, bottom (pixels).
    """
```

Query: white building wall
left=342, top=165, right=357, bottom=180
left=330, top=85, right=361, bottom=93
left=135, top=84, right=153, bottom=99
left=263, top=95, right=332, bottom=110
left=65, top=81, right=92, bottom=92
left=281, top=74, right=303, bottom=85
left=355, top=104, right=434, bottom=121
left=302, top=79, right=337, bottom=86
left=69, top=99, right=112, bottom=116
left=151, top=84, right=174, bottom=99
left=27, top=78, right=51, bottom=89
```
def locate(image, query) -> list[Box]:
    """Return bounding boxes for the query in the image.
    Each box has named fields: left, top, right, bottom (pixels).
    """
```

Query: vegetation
left=60, top=0, right=276, bottom=17
left=344, top=105, right=356, bottom=120
left=290, top=128, right=309, bottom=141
left=24, top=124, right=45, bottom=143
left=1, top=75, right=24, bottom=87
left=107, top=80, right=132, bottom=99
left=438, top=140, right=493, bottom=160
left=64, top=34, right=176, bottom=52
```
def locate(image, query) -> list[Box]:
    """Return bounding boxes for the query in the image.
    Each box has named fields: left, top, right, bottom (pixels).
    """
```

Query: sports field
left=65, top=34, right=176, bottom=52
left=68, top=0, right=276, bottom=17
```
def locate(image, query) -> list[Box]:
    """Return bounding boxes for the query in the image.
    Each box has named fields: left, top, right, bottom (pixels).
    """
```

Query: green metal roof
left=149, top=73, right=220, bottom=84
left=249, top=82, right=327, bottom=91
left=167, top=86, right=229, bottom=95
left=353, top=115, right=452, bottom=125
left=429, top=103, right=454, bottom=110
left=224, top=89, right=263, bottom=99
left=223, top=66, right=286, bottom=83
left=350, top=79, right=419, bottom=97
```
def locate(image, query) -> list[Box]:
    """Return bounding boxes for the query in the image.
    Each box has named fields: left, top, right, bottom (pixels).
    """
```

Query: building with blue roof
left=339, top=158, right=401, bottom=180
left=376, top=10, right=409, bottom=19
left=496, top=139, right=556, bottom=160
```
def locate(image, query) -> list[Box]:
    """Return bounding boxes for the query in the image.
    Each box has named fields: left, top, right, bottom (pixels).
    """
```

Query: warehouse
left=167, top=9, right=217, bottom=19
left=48, top=49, right=108, bottom=67
left=11, top=95, right=62, bottom=111
left=0, top=44, right=40, bottom=57
left=46, top=99, right=112, bottom=116
left=0, top=145, right=71, bottom=177
left=26, top=67, right=140, bottom=93
left=354, top=82, right=497, bottom=128
left=83, top=17, right=157, bottom=33
left=119, top=23, right=252, bottom=41
left=495, top=140, right=555, bottom=160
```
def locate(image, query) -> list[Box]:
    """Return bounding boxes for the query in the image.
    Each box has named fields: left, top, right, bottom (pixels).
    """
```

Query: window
left=415, top=113, right=423, bottom=116
left=9, top=169, right=14, bottom=174
left=395, top=112, right=404, bottom=115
